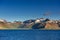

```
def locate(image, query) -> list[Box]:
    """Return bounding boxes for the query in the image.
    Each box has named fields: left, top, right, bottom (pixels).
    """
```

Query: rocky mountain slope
left=0, top=18, right=60, bottom=29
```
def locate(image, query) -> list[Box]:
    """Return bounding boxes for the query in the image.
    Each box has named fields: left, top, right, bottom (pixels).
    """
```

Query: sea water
left=0, top=30, right=60, bottom=40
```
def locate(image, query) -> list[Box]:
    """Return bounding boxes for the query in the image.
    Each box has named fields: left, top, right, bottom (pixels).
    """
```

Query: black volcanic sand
left=0, top=30, right=60, bottom=40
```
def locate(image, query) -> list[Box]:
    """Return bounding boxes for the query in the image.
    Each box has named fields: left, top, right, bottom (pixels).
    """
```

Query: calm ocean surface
left=0, top=30, right=60, bottom=40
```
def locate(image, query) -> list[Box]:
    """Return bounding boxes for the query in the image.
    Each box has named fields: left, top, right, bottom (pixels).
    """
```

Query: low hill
left=45, top=23, right=60, bottom=29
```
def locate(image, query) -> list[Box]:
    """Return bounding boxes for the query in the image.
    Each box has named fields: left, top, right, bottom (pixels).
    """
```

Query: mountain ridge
left=0, top=18, right=60, bottom=29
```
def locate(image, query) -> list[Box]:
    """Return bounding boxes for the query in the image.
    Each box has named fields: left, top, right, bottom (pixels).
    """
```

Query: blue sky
left=0, top=0, right=60, bottom=22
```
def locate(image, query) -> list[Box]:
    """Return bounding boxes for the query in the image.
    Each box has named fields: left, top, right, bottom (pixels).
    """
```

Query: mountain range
left=0, top=18, right=60, bottom=29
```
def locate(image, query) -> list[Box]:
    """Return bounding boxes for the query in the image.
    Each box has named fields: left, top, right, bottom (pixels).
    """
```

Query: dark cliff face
left=20, top=20, right=35, bottom=28
left=23, top=20, right=35, bottom=23
left=41, top=18, right=50, bottom=23
left=57, top=22, right=60, bottom=27
left=32, top=23, right=46, bottom=29
left=45, top=19, right=50, bottom=22
left=32, top=19, right=50, bottom=29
